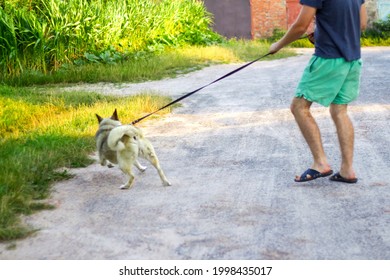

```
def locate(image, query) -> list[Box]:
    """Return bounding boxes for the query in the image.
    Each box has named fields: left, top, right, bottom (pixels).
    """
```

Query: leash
left=130, top=34, right=311, bottom=125
left=131, top=52, right=271, bottom=125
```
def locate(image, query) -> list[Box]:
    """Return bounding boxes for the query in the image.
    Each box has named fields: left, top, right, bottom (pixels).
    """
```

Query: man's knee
left=290, top=97, right=312, bottom=116
left=329, top=103, right=348, bottom=120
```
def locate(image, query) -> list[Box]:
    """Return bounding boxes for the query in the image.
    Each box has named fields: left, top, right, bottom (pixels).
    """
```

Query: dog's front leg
left=99, top=157, right=107, bottom=166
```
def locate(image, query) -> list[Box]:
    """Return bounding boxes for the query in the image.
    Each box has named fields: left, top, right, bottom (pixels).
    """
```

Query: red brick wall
left=250, top=0, right=287, bottom=38
left=286, top=0, right=302, bottom=28
left=204, top=0, right=314, bottom=39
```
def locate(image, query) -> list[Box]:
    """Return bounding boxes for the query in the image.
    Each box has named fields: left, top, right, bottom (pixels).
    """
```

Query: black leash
left=131, top=52, right=271, bottom=125
left=130, top=34, right=312, bottom=125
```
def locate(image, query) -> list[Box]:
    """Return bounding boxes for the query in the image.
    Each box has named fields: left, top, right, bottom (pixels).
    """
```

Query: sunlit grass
left=0, top=86, right=172, bottom=241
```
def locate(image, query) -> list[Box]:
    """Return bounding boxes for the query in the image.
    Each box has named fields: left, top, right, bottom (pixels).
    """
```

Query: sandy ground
left=1, top=48, right=389, bottom=260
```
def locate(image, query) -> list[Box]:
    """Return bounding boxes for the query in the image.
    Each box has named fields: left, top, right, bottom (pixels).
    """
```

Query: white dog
left=95, top=109, right=171, bottom=189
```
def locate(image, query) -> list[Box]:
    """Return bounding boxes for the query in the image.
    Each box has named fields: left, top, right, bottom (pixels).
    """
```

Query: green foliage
left=0, top=86, right=173, bottom=240
left=3, top=40, right=292, bottom=86
left=0, top=0, right=221, bottom=77
left=362, top=14, right=390, bottom=46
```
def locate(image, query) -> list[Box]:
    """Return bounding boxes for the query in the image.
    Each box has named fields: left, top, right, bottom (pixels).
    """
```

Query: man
left=269, top=0, right=367, bottom=183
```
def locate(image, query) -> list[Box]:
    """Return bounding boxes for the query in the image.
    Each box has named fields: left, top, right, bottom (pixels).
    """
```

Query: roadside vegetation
left=1, top=0, right=389, bottom=241
left=361, top=14, right=390, bottom=46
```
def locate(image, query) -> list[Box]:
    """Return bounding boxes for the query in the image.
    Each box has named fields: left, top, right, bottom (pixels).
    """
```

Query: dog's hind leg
left=118, top=166, right=135, bottom=189
left=146, top=154, right=171, bottom=186
left=118, top=156, right=136, bottom=189
left=134, top=160, right=147, bottom=172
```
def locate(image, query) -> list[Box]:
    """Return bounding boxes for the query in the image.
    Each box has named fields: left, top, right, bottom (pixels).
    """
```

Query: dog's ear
left=111, top=109, right=119, bottom=121
left=96, top=114, right=103, bottom=123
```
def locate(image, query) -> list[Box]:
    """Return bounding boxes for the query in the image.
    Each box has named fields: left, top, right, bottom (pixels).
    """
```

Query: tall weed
left=0, top=0, right=220, bottom=77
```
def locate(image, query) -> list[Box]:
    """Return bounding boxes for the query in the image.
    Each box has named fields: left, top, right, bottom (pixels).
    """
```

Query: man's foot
left=329, top=172, right=358, bottom=184
left=294, top=168, right=333, bottom=182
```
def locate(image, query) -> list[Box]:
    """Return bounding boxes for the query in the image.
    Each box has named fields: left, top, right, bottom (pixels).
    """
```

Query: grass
left=3, top=40, right=296, bottom=86
left=0, top=86, right=173, bottom=241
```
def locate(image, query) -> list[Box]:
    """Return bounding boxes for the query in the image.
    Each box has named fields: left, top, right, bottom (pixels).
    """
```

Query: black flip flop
left=294, top=168, right=333, bottom=182
left=329, top=172, right=358, bottom=184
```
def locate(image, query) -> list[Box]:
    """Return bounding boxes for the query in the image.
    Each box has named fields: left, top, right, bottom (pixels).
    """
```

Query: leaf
left=84, top=52, right=100, bottom=63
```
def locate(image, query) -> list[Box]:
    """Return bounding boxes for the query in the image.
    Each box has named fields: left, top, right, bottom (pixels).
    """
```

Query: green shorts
left=295, top=55, right=362, bottom=107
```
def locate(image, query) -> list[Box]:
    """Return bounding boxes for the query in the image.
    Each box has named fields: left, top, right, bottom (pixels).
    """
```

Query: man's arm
left=269, top=5, right=316, bottom=54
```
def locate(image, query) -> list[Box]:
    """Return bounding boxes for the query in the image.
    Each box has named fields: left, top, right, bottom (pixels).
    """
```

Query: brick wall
left=206, top=0, right=375, bottom=40
left=250, top=0, right=287, bottom=38
left=366, top=0, right=379, bottom=25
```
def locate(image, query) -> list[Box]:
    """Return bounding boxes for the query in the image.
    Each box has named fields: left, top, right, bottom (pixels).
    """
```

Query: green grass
left=0, top=86, right=173, bottom=241
left=3, top=40, right=296, bottom=86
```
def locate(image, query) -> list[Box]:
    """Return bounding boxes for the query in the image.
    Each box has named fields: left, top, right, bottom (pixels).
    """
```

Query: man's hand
left=307, top=32, right=315, bottom=45
left=269, top=42, right=282, bottom=54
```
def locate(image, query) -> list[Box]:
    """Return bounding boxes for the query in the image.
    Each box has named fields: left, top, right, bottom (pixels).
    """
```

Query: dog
left=95, top=109, right=171, bottom=189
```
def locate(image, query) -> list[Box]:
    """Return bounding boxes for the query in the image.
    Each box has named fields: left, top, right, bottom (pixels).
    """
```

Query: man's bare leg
left=329, top=104, right=357, bottom=179
left=291, top=97, right=332, bottom=180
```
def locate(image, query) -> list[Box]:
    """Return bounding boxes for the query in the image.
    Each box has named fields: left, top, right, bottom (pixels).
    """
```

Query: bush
left=362, top=14, right=390, bottom=46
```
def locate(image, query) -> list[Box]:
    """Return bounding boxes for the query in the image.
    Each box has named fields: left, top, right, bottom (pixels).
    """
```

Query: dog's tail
left=107, top=125, right=139, bottom=151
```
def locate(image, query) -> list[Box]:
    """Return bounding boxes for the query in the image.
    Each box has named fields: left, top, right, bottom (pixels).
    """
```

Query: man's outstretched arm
left=269, top=5, right=316, bottom=54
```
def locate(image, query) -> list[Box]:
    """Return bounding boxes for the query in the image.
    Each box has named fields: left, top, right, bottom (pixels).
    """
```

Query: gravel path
left=1, top=48, right=389, bottom=260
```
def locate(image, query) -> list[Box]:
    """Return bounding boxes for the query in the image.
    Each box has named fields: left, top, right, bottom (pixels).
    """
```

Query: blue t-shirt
left=300, top=0, right=365, bottom=61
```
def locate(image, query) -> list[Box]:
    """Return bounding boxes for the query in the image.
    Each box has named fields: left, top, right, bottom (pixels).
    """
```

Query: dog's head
left=96, top=109, right=122, bottom=129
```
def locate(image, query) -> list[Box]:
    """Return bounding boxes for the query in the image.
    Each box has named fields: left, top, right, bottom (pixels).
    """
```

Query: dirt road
left=1, top=48, right=389, bottom=259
